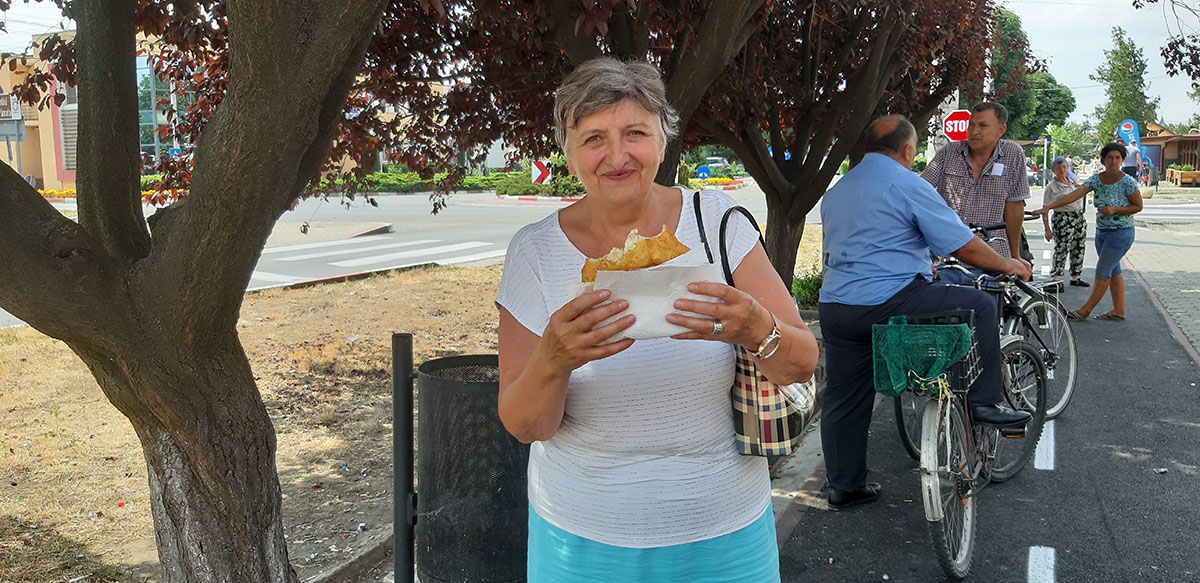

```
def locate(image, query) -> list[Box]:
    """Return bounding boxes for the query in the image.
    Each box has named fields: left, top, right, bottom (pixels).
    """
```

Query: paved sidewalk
left=1125, top=221, right=1200, bottom=359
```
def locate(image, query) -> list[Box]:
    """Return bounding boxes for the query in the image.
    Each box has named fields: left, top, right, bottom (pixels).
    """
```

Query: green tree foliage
left=986, top=12, right=1073, bottom=139
left=991, top=10, right=1036, bottom=137
left=1008, top=71, right=1075, bottom=140
left=1091, top=27, right=1160, bottom=142
left=1048, top=121, right=1099, bottom=160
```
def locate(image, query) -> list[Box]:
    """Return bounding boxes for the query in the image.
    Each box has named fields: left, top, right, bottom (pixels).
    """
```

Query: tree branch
left=75, top=0, right=151, bottom=261
left=140, top=0, right=389, bottom=340
left=0, top=164, right=128, bottom=343
left=540, top=0, right=603, bottom=65
left=665, top=0, right=765, bottom=124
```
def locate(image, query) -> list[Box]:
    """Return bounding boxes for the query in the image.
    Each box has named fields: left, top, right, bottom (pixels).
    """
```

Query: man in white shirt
left=1119, top=137, right=1142, bottom=180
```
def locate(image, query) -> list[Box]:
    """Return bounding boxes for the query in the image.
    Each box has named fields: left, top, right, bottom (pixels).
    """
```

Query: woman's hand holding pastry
left=537, top=289, right=635, bottom=371
left=667, top=282, right=771, bottom=347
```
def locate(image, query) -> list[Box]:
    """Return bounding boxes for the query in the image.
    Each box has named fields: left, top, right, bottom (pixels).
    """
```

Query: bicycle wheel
left=1016, top=297, right=1078, bottom=419
left=989, top=340, right=1048, bottom=482
left=920, top=398, right=976, bottom=579
left=894, top=391, right=928, bottom=461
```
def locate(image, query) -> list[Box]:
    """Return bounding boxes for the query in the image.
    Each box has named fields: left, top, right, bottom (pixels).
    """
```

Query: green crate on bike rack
left=871, top=309, right=982, bottom=397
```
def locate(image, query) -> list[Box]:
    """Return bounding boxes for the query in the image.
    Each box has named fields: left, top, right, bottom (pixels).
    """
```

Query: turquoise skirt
left=527, top=505, right=780, bottom=582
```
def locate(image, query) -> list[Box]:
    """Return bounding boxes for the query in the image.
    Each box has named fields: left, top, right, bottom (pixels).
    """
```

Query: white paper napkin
left=576, top=263, right=725, bottom=341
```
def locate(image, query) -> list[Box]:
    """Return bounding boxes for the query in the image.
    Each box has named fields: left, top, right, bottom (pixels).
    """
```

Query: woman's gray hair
left=553, top=57, right=680, bottom=153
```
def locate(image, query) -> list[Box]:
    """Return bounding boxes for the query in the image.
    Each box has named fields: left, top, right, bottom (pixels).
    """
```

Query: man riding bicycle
left=818, top=116, right=1032, bottom=511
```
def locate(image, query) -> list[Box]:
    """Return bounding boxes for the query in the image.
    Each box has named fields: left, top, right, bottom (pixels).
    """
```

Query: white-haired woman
left=495, top=57, right=818, bottom=581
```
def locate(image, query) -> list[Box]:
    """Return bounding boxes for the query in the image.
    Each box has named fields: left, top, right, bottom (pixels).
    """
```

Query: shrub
left=141, top=174, right=163, bottom=190
left=678, top=161, right=692, bottom=189
left=711, top=164, right=747, bottom=178
left=549, top=173, right=586, bottom=197
left=912, top=154, right=927, bottom=173
left=1185, top=164, right=1196, bottom=172
left=791, top=265, right=824, bottom=310
left=839, top=159, right=850, bottom=175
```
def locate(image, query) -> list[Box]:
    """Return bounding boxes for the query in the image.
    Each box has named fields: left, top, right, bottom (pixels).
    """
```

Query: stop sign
left=943, top=109, right=971, bottom=142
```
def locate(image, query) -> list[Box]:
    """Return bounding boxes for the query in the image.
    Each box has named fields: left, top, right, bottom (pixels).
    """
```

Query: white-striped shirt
left=496, top=187, right=770, bottom=548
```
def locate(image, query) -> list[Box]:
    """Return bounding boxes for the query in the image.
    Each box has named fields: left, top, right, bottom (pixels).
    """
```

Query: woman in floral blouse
left=1033, top=142, right=1143, bottom=321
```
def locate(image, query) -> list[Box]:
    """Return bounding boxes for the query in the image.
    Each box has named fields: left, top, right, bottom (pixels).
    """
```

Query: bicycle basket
left=871, top=310, right=981, bottom=397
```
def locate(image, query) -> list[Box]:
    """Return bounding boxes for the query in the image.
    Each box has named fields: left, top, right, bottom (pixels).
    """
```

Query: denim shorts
left=1094, top=226, right=1134, bottom=280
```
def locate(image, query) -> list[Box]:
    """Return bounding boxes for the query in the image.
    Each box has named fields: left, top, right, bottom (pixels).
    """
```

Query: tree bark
left=763, top=197, right=804, bottom=286
left=0, top=1, right=389, bottom=580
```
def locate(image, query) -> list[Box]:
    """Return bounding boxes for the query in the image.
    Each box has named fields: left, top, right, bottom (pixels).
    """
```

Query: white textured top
left=496, top=187, right=770, bottom=548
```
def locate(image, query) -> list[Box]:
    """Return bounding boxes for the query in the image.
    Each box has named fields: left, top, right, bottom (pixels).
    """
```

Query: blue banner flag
left=1115, top=119, right=1141, bottom=145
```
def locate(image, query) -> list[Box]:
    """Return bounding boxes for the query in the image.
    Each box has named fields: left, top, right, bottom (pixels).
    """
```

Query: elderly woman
left=495, top=57, right=818, bottom=581
left=1040, top=157, right=1090, bottom=287
left=1034, top=142, right=1143, bottom=320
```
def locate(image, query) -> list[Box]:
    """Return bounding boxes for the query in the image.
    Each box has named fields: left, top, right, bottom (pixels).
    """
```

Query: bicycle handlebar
left=967, top=213, right=1042, bottom=235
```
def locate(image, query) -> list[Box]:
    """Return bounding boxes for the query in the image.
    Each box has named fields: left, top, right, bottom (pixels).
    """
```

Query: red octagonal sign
left=943, top=109, right=971, bottom=142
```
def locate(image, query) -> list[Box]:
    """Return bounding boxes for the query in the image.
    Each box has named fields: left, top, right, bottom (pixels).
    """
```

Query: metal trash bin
left=415, top=355, right=528, bottom=583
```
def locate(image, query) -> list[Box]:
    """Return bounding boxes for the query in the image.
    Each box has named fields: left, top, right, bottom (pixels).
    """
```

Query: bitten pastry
left=581, top=226, right=690, bottom=283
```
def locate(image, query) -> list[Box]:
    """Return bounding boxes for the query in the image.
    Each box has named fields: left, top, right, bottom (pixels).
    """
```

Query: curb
left=495, top=194, right=583, bottom=203
left=341, top=223, right=394, bottom=239
left=306, top=533, right=393, bottom=583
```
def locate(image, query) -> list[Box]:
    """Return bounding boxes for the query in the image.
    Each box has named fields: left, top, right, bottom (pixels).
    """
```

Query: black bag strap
left=719, top=206, right=767, bottom=286
left=692, top=190, right=713, bottom=264
left=691, top=190, right=766, bottom=286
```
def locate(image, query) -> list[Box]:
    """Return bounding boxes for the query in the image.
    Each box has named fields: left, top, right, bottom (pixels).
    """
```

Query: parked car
left=705, top=156, right=730, bottom=169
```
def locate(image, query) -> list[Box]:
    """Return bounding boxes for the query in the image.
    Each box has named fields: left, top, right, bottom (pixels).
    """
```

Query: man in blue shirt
left=818, top=116, right=1032, bottom=511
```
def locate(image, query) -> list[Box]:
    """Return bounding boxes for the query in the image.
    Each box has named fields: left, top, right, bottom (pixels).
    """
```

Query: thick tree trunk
left=758, top=182, right=806, bottom=284
left=0, top=1, right=389, bottom=580
left=73, top=339, right=292, bottom=581
left=656, top=138, right=685, bottom=185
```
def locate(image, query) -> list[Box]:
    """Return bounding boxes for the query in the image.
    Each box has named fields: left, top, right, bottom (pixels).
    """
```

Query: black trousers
left=817, top=277, right=1002, bottom=492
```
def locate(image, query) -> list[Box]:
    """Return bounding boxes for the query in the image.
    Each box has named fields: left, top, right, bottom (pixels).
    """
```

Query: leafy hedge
left=1169, top=163, right=1196, bottom=172
left=791, top=265, right=824, bottom=309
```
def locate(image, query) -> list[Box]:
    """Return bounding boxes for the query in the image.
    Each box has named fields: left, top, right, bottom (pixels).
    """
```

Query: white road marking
left=1042, top=249, right=1053, bottom=259
left=331, top=241, right=492, bottom=267
left=1034, top=420, right=1055, bottom=470
left=278, top=239, right=439, bottom=262
left=436, top=249, right=508, bottom=265
left=1028, top=546, right=1056, bottom=582
left=261, top=234, right=394, bottom=254
left=250, top=271, right=307, bottom=283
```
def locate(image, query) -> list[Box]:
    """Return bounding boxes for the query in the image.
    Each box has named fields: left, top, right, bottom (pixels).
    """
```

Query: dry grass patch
left=0, top=264, right=502, bottom=581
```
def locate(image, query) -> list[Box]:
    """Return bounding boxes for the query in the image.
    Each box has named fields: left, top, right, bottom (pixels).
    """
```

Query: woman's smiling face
left=564, top=99, right=665, bottom=203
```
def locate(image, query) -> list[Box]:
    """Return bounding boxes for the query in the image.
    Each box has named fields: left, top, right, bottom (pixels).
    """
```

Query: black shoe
left=1069, top=279, right=1091, bottom=287
left=827, top=482, right=882, bottom=511
left=971, top=403, right=1032, bottom=426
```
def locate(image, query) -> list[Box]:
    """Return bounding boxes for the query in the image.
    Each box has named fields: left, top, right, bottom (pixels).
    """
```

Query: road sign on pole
left=0, top=94, right=22, bottom=121
left=531, top=160, right=552, bottom=184
left=943, top=109, right=971, bottom=142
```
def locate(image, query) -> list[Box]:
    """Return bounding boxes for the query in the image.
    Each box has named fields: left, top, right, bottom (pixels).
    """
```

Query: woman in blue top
left=1033, top=142, right=1143, bottom=320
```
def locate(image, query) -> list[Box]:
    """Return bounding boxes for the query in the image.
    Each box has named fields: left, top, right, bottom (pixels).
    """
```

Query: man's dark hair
left=863, top=115, right=916, bottom=155
left=971, top=101, right=1009, bottom=125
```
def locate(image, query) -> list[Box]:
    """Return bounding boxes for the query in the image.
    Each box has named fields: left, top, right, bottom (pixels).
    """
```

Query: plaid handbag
left=692, top=192, right=816, bottom=457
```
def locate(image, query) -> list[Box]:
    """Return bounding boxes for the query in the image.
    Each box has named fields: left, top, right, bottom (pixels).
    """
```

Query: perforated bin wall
left=415, top=355, right=529, bottom=583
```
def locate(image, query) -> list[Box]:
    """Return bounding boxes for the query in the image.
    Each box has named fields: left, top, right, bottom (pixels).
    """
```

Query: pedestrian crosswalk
left=1136, top=203, right=1200, bottom=223
left=249, top=235, right=506, bottom=291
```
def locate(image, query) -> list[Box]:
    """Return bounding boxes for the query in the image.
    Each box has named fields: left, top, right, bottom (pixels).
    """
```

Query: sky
left=1, top=0, right=1196, bottom=124
left=1004, top=0, right=1196, bottom=124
